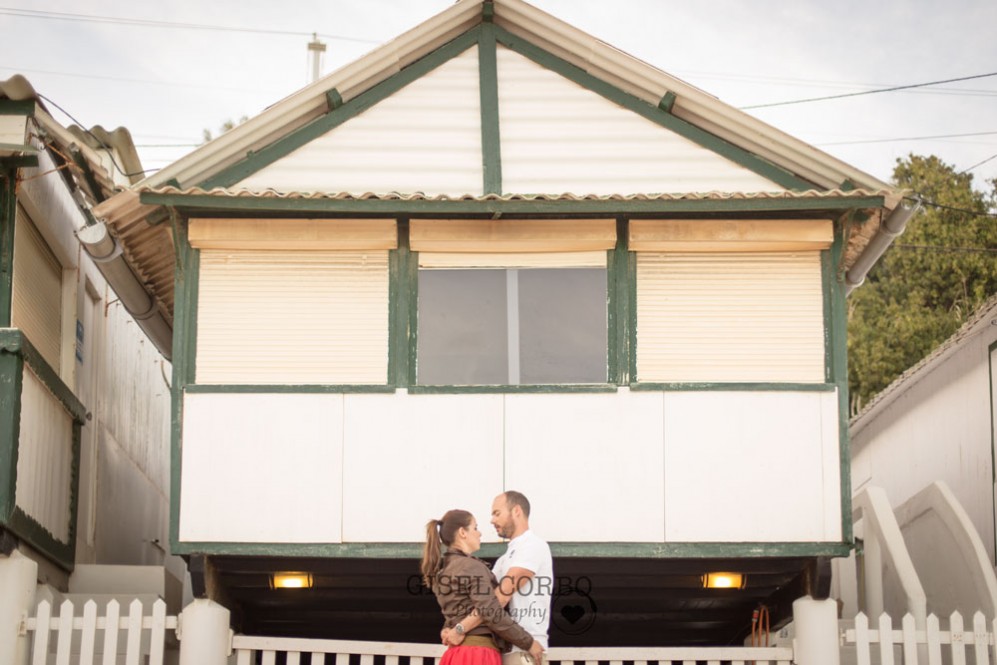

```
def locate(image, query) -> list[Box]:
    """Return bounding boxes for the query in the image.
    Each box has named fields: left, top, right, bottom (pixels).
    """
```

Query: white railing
left=844, top=611, right=997, bottom=664
left=23, top=598, right=177, bottom=665
left=231, top=635, right=794, bottom=665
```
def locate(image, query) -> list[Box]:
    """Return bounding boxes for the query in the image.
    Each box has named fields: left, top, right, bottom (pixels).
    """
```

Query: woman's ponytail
left=419, top=510, right=473, bottom=588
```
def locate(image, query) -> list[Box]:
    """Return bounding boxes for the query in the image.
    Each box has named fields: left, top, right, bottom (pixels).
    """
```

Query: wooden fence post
left=0, top=551, right=38, bottom=665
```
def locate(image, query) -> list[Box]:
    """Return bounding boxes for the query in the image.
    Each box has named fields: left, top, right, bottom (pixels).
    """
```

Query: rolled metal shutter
left=636, top=251, right=825, bottom=383
left=12, top=205, right=62, bottom=373
left=196, top=250, right=389, bottom=384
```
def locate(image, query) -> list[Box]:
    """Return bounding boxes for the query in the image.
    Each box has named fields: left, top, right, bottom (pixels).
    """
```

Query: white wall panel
left=15, top=368, right=73, bottom=542
left=504, top=389, right=665, bottom=542
left=663, top=390, right=841, bottom=542
left=342, top=391, right=504, bottom=542
left=179, top=392, right=344, bottom=543
left=239, top=47, right=483, bottom=196
left=497, top=46, right=781, bottom=195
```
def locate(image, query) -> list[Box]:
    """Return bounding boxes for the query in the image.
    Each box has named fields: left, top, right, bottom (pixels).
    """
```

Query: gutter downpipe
left=75, top=222, right=173, bottom=360
left=845, top=198, right=920, bottom=295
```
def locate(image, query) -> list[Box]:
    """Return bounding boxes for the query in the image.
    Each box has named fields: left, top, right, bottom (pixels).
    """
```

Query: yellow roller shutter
left=636, top=252, right=825, bottom=383
left=196, top=250, right=389, bottom=384
left=11, top=205, right=62, bottom=373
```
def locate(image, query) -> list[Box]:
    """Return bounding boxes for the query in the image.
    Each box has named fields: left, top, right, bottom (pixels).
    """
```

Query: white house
left=89, top=0, right=916, bottom=647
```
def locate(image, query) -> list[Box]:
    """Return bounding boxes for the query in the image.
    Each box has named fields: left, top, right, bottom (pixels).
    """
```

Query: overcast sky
left=3, top=0, right=996, bottom=190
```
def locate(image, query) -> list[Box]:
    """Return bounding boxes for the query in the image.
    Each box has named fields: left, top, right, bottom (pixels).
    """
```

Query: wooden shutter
left=196, top=250, right=389, bottom=384
left=12, top=205, right=62, bottom=373
left=636, top=252, right=825, bottom=383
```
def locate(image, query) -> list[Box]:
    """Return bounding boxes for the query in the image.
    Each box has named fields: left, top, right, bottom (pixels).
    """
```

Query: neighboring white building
left=0, top=75, right=185, bottom=662
left=851, top=294, right=997, bottom=564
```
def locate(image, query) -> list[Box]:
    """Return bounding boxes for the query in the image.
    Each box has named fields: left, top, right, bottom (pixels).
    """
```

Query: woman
left=422, top=510, right=545, bottom=665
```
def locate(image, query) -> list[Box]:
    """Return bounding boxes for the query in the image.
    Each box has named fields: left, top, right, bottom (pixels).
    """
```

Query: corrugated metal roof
left=91, top=185, right=896, bottom=319
left=850, top=292, right=997, bottom=439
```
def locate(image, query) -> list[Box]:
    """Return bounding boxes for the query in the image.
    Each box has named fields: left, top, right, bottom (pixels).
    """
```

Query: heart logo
left=561, top=605, right=585, bottom=624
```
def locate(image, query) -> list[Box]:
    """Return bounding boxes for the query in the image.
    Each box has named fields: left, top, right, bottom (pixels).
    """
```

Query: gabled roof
left=129, top=0, right=891, bottom=194
left=88, top=0, right=909, bottom=348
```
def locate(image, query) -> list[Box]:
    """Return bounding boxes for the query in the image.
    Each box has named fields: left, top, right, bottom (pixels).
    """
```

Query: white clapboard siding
left=196, top=250, right=389, bottom=384
left=26, top=599, right=176, bottom=665
left=15, top=367, right=73, bottom=542
left=636, top=251, right=824, bottom=383
left=496, top=45, right=782, bottom=195
left=845, top=611, right=997, bottom=664
left=12, top=204, right=62, bottom=373
left=239, top=46, right=483, bottom=196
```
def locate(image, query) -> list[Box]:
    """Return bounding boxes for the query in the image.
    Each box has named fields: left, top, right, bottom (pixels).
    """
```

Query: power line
left=0, top=65, right=269, bottom=94
left=36, top=92, right=147, bottom=179
left=894, top=244, right=997, bottom=254
left=0, top=7, right=380, bottom=43
left=960, top=153, right=997, bottom=174
left=906, top=196, right=997, bottom=219
left=817, top=130, right=997, bottom=146
left=741, top=71, right=997, bottom=109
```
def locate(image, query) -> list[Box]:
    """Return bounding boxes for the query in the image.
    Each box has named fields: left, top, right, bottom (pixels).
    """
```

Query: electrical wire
left=36, top=92, right=147, bottom=179
left=0, top=7, right=380, bottom=43
left=741, top=71, right=997, bottom=109
left=816, top=130, right=997, bottom=147
left=906, top=196, right=997, bottom=219
left=893, top=244, right=997, bottom=254
left=960, top=153, right=997, bottom=174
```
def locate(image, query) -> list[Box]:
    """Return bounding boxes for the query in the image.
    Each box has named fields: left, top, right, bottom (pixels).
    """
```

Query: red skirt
left=440, top=646, right=501, bottom=665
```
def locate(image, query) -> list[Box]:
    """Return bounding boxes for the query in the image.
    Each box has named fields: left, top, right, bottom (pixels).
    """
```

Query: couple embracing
left=421, top=491, right=551, bottom=665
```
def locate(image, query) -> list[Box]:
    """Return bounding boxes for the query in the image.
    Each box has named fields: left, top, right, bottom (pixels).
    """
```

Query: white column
left=0, top=551, right=38, bottom=665
left=792, top=596, right=840, bottom=665
left=178, top=599, right=231, bottom=665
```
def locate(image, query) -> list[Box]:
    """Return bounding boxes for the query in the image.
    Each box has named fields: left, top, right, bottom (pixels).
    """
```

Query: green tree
left=847, top=154, right=997, bottom=413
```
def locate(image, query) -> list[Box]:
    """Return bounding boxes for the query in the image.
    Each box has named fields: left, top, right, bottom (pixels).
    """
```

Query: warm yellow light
left=272, top=572, right=313, bottom=589
left=702, top=572, right=745, bottom=589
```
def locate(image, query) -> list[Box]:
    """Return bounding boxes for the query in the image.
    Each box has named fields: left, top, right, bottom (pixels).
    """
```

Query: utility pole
left=308, top=33, right=327, bottom=83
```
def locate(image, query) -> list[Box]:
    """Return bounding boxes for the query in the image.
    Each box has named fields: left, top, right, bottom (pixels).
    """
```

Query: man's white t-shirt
left=492, top=530, right=553, bottom=649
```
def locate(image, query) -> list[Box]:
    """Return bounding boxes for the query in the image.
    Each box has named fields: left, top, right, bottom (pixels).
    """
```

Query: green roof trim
left=140, top=191, right=885, bottom=215
left=0, top=100, right=34, bottom=116
left=658, top=91, right=677, bottom=113
left=170, top=540, right=851, bottom=558
left=493, top=25, right=815, bottom=191
left=479, top=23, right=503, bottom=194
left=326, top=88, right=344, bottom=111
left=198, top=28, right=482, bottom=190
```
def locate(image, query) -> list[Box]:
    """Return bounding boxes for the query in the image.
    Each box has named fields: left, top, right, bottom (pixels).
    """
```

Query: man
left=444, top=491, right=553, bottom=662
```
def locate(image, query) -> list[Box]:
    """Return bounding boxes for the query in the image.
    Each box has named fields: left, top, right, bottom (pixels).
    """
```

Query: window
left=410, top=219, right=616, bottom=386
left=417, top=266, right=607, bottom=385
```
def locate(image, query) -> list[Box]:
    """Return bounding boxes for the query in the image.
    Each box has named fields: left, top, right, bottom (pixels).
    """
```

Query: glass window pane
left=417, top=269, right=508, bottom=385
left=519, top=268, right=607, bottom=384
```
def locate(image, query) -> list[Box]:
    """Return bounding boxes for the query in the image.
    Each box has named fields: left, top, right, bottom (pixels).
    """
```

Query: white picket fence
left=23, top=598, right=177, bottom=665
left=231, top=635, right=794, bottom=665
left=844, top=611, right=997, bottom=664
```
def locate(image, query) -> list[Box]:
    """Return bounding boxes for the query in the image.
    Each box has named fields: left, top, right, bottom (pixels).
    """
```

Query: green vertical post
left=390, top=219, right=415, bottom=388
left=0, top=346, right=23, bottom=525
left=827, top=228, right=852, bottom=543
left=0, top=169, right=15, bottom=327
left=608, top=218, right=631, bottom=385
left=169, top=215, right=198, bottom=551
left=478, top=22, right=503, bottom=195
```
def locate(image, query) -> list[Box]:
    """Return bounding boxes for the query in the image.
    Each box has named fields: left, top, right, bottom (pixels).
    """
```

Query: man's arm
left=443, top=567, right=535, bottom=644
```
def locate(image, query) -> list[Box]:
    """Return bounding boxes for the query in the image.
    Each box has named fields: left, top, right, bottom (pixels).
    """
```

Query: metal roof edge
left=850, top=293, right=997, bottom=443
